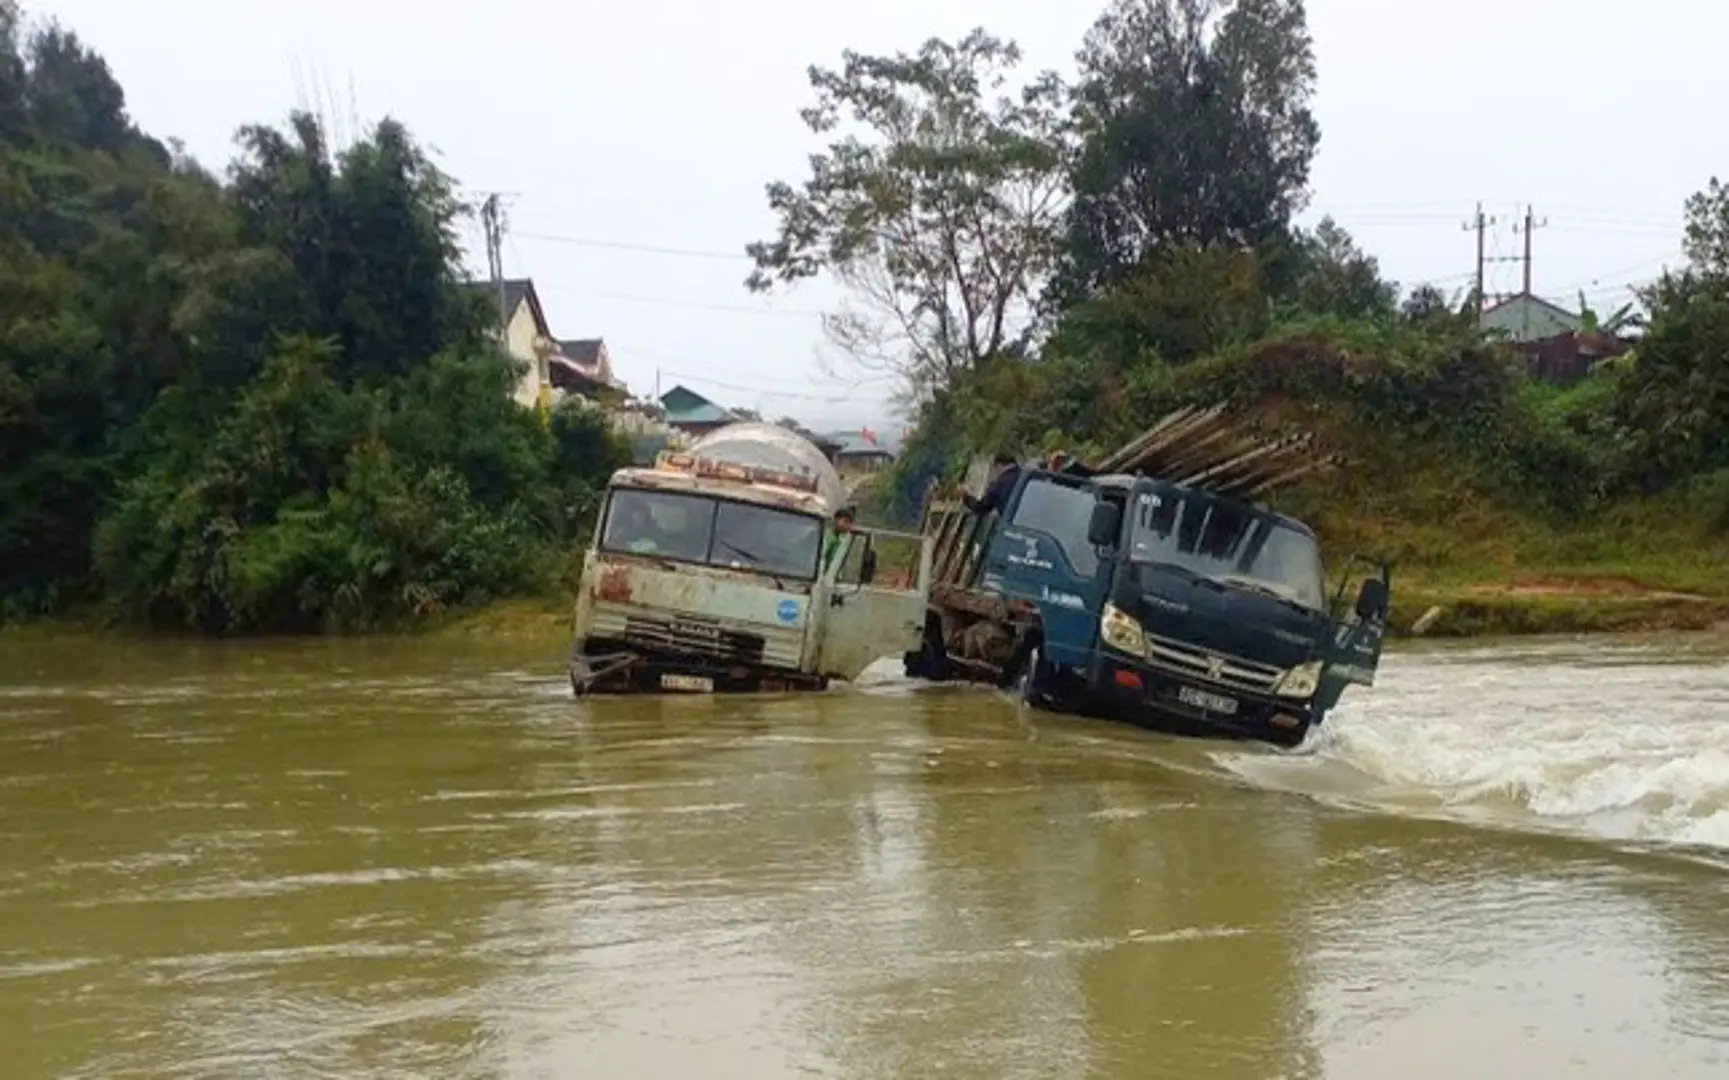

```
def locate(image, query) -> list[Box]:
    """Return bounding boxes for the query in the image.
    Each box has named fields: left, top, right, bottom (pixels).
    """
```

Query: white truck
left=568, top=422, right=934, bottom=695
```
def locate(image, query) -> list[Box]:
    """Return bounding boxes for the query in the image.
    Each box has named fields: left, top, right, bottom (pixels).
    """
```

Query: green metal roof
left=660, top=384, right=733, bottom=425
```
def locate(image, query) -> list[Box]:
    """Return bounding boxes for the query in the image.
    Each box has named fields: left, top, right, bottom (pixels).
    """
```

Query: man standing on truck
left=964, top=453, right=1021, bottom=519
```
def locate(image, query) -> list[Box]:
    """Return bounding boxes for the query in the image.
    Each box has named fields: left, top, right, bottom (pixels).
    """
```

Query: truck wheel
left=904, top=618, right=950, bottom=682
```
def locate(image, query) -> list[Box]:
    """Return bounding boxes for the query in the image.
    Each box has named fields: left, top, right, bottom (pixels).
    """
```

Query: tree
left=1057, top=0, right=1320, bottom=300
left=23, top=22, right=151, bottom=158
left=745, top=29, right=1069, bottom=402
left=1046, top=243, right=1269, bottom=369
left=1283, top=217, right=1397, bottom=320
left=1576, top=290, right=1640, bottom=336
left=225, top=112, right=481, bottom=385
left=1608, top=179, right=1729, bottom=487
left=0, top=2, right=32, bottom=145
left=1398, top=283, right=1475, bottom=335
left=1682, top=176, right=1729, bottom=278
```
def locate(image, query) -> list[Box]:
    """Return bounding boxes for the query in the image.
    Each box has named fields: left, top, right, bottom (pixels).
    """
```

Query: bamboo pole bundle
left=1084, top=405, right=1338, bottom=499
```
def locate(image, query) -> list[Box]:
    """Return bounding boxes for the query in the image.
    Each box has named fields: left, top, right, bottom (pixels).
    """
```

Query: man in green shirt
left=822, top=507, right=856, bottom=572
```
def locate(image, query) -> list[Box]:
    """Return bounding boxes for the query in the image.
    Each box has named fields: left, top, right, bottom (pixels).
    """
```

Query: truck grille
left=622, top=614, right=765, bottom=663
left=1143, top=631, right=1283, bottom=694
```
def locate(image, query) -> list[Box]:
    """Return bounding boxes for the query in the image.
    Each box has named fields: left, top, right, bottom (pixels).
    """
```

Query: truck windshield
left=600, top=488, right=824, bottom=581
left=1126, top=488, right=1326, bottom=610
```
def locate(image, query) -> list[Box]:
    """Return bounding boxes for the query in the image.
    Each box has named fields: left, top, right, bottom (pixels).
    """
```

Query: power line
left=651, top=371, right=870, bottom=404
left=561, top=289, right=825, bottom=318
left=1411, top=270, right=1477, bottom=285
left=514, top=230, right=751, bottom=260
left=502, top=203, right=1689, bottom=323
left=604, top=343, right=894, bottom=401
left=504, top=201, right=1686, bottom=262
left=1555, top=251, right=1684, bottom=296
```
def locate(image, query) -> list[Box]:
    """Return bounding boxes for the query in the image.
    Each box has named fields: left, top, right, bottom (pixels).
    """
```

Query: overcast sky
left=39, top=0, right=1726, bottom=432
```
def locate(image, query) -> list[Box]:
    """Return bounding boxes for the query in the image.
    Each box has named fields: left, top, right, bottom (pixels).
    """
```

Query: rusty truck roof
left=607, top=465, right=832, bottom=515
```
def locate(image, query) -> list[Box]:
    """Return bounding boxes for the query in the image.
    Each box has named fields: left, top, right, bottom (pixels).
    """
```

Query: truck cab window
left=1009, top=478, right=1099, bottom=577
left=1129, top=487, right=1326, bottom=610
left=711, top=500, right=822, bottom=580
left=602, top=489, right=713, bottom=564
left=600, top=488, right=825, bottom=581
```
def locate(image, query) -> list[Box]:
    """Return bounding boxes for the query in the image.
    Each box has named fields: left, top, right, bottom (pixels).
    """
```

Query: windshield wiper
left=1136, top=559, right=1226, bottom=592
left=716, top=539, right=789, bottom=590
left=717, top=538, right=764, bottom=565
left=1217, top=575, right=1315, bottom=614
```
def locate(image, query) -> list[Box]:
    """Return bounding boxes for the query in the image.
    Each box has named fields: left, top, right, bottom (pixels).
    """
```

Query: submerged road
left=1, top=634, right=1726, bottom=1078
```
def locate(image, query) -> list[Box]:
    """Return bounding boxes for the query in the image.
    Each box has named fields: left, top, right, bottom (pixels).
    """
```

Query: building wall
left=1482, top=296, right=1581, bottom=343
left=502, top=301, right=548, bottom=408
left=836, top=454, right=893, bottom=477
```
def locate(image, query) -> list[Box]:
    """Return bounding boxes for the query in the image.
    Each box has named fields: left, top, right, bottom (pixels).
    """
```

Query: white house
left=466, top=278, right=554, bottom=408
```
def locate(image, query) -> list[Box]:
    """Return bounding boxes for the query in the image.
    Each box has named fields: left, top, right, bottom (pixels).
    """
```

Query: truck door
left=979, top=473, right=1110, bottom=672
left=1315, top=556, right=1392, bottom=712
left=816, top=528, right=932, bottom=682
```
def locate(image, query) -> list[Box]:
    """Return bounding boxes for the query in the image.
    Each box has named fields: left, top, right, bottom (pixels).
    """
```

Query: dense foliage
left=7, top=0, right=1725, bottom=635
left=748, top=0, right=1729, bottom=557
left=0, top=4, right=626, bottom=630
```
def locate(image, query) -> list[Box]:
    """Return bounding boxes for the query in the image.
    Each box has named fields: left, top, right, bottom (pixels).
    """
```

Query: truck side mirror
left=1354, top=577, right=1389, bottom=620
left=1087, top=502, right=1121, bottom=547
left=859, top=543, right=878, bottom=586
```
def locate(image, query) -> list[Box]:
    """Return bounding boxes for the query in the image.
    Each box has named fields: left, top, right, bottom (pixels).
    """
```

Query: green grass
left=1267, top=425, right=1729, bottom=638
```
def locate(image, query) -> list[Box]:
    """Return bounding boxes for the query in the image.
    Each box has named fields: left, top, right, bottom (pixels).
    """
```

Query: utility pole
left=480, top=193, right=508, bottom=344
left=1463, top=203, right=1496, bottom=326
left=1513, top=204, right=1548, bottom=297
left=1512, top=205, right=1547, bottom=339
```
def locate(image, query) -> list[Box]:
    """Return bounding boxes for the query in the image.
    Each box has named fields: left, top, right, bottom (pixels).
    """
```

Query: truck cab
left=913, top=467, right=1391, bottom=747
left=569, top=425, right=934, bottom=696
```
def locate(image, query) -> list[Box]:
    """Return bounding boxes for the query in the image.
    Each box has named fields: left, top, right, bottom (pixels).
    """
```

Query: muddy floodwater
left=2, top=635, right=1728, bottom=1078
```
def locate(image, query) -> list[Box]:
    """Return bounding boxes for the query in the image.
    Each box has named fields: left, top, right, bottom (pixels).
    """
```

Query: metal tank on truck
left=568, top=421, right=935, bottom=695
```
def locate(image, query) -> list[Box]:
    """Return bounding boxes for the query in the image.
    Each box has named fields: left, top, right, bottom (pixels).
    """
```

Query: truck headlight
left=1275, top=660, right=1322, bottom=699
left=1100, top=603, right=1147, bottom=656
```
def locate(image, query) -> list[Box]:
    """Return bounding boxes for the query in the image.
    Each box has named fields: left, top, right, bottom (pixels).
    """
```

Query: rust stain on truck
left=597, top=564, right=634, bottom=603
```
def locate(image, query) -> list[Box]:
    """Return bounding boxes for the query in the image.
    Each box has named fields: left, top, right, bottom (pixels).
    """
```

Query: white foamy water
left=1213, top=637, right=1729, bottom=850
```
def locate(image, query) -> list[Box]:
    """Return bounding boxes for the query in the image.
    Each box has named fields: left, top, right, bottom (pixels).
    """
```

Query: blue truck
left=904, top=413, right=1391, bottom=748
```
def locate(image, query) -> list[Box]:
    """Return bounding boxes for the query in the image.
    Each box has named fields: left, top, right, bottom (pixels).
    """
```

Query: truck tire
left=903, top=616, right=951, bottom=682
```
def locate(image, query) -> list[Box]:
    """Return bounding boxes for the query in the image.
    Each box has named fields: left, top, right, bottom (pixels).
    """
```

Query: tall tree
left=226, top=113, right=480, bottom=385
left=0, top=2, right=29, bottom=145
left=1399, top=283, right=1472, bottom=333
left=1612, top=179, right=1729, bottom=485
left=745, top=29, right=1069, bottom=402
left=23, top=22, right=145, bottom=158
left=1057, top=0, right=1319, bottom=300
left=1681, top=176, right=1729, bottom=278
left=1284, top=217, right=1397, bottom=320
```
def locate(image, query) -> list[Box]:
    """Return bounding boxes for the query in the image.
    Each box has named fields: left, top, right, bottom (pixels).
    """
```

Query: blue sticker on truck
left=777, top=599, right=800, bottom=622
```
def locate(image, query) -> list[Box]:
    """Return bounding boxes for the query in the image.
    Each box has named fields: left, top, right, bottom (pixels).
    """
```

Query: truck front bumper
left=1083, top=652, right=1317, bottom=749
left=570, top=639, right=826, bottom=696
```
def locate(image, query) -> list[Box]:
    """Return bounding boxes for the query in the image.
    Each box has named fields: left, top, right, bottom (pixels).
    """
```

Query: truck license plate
left=1177, top=685, right=1237, bottom=714
left=660, top=674, right=714, bottom=693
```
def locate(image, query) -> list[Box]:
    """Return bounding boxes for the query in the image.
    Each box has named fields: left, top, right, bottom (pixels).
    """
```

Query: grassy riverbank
left=1273, top=425, right=1729, bottom=638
